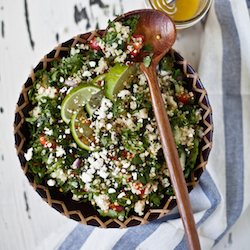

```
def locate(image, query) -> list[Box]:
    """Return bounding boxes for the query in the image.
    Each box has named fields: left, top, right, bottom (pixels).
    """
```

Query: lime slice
left=85, top=90, right=104, bottom=116
left=61, top=84, right=101, bottom=124
left=104, top=64, right=137, bottom=101
left=70, top=109, right=97, bottom=151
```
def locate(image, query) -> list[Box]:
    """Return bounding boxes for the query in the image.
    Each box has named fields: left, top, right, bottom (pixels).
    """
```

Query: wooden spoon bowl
left=109, top=9, right=176, bottom=64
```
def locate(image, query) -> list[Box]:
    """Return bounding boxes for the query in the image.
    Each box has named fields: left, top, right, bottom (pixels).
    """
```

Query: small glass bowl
left=144, top=0, right=213, bottom=29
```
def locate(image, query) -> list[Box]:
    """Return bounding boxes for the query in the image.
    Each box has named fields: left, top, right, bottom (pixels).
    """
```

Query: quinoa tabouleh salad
left=25, top=15, right=203, bottom=221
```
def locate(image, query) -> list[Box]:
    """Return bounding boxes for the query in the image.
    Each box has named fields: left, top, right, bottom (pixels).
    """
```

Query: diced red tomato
left=109, top=203, right=124, bottom=212
left=176, top=93, right=195, bottom=104
left=39, top=135, right=57, bottom=148
left=133, top=182, right=146, bottom=196
left=126, top=35, right=144, bottom=56
left=122, top=151, right=128, bottom=158
left=89, top=37, right=100, bottom=51
left=130, top=49, right=139, bottom=57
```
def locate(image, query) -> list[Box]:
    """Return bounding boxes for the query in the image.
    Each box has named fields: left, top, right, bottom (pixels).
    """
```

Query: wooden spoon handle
left=141, top=63, right=201, bottom=250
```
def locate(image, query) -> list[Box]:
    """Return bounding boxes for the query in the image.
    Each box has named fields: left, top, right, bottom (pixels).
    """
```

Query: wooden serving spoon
left=106, top=9, right=201, bottom=250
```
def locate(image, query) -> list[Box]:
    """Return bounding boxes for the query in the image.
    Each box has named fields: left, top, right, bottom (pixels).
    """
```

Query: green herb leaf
left=95, top=37, right=102, bottom=43
left=149, top=193, right=161, bottom=206
left=101, top=135, right=111, bottom=148
left=143, top=44, right=153, bottom=52
left=112, top=99, right=122, bottom=117
left=160, top=55, right=174, bottom=71
left=131, top=154, right=143, bottom=166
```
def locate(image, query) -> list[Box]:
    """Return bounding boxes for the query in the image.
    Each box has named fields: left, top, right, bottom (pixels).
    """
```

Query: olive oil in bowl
left=144, top=0, right=213, bottom=29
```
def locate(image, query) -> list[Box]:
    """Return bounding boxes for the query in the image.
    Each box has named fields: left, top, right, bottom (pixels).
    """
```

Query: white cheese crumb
left=135, top=108, right=148, bottom=119
left=117, top=192, right=126, bottom=199
left=130, top=101, right=137, bottom=110
left=89, top=61, right=96, bottom=67
left=56, top=146, right=66, bottom=157
left=47, top=179, right=56, bottom=186
left=44, top=127, right=53, bottom=136
left=81, top=172, right=93, bottom=183
left=65, top=128, right=71, bottom=134
left=94, top=194, right=110, bottom=211
left=117, top=90, right=131, bottom=99
left=95, top=57, right=108, bottom=75
left=47, top=153, right=54, bottom=165
left=108, top=188, right=116, bottom=194
left=59, top=76, right=64, bottom=83
left=82, top=71, right=92, bottom=77
left=25, top=148, right=33, bottom=161
left=134, top=200, right=145, bottom=216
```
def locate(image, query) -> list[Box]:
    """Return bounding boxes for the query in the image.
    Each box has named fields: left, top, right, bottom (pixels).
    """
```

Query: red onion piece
left=64, top=79, right=78, bottom=88
left=72, top=158, right=82, bottom=169
left=177, top=75, right=184, bottom=80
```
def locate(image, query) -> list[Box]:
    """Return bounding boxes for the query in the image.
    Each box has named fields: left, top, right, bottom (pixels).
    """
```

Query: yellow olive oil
left=149, top=0, right=199, bottom=21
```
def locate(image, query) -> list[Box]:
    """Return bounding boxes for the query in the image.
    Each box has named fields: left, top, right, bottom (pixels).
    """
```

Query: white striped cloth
left=57, top=0, right=250, bottom=249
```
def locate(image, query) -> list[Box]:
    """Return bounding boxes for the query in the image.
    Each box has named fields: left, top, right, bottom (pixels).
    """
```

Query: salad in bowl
left=15, top=14, right=213, bottom=227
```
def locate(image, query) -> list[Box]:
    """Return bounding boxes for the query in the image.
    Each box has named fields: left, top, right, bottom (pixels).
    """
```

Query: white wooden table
left=0, top=0, right=249, bottom=249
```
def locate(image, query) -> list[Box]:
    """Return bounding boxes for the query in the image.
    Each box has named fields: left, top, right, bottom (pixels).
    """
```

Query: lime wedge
left=104, top=64, right=137, bottom=101
left=61, top=84, right=101, bottom=124
left=85, top=90, right=104, bottom=116
left=70, top=109, right=97, bottom=151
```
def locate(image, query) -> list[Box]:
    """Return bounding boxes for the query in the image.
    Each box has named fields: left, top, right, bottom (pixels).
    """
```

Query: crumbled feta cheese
left=59, top=86, right=68, bottom=93
left=44, top=127, right=53, bottom=136
left=59, top=76, right=64, bottom=83
left=72, top=194, right=82, bottom=201
left=135, top=108, right=148, bottom=119
left=65, top=128, right=70, bottom=134
left=166, top=96, right=177, bottom=110
left=70, top=47, right=80, bottom=56
left=98, top=168, right=109, bottom=179
left=82, top=71, right=92, bottom=77
left=117, top=90, right=131, bottom=99
left=89, top=61, right=96, bottom=67
left=47, top=153, right=54, bottom=165
left=148, top=133, right=158, bottom=142
left=149, top=142, right=162, bottom=156
left=37, top=86, right=58, bottom=99
left=81, top=172, right=93, bottom=183
left=108, top=188, right=116, bottom=194
left=162, top=178, right=170, bottom=187
left=106, top=123, right=112, bottom=130
left=95, top=57, right=108, bottom=75
left=138, top=73, right=147, bottom=86
left=130, top=101, right=137, bottom=110
left=54, top=168, right=68, bottom=183
left=94, top=97, right=113, bottom=120
left=117, top=192, right=126, bottom=199
left=90, top=158, right=104, bottom=170
left=134, top=200, right=145, bottom=216
left=146, top=124, right=154, bottom=132
left=47, top=179, right=56, bottom=186
left=56, top=146, right=66, bottom=157
left=29, top=106, right=41, bottom=118
left=132, top=172, right=137, bottom=180
left=94, top=194, right=110, bottom=211
left=69, top=142, right=77, bottom=148
left=25, top=148, right=33, bottom=161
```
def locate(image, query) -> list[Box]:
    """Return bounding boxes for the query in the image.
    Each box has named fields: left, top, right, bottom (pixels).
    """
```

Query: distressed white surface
left=0, top=0, right=249, bottom=249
